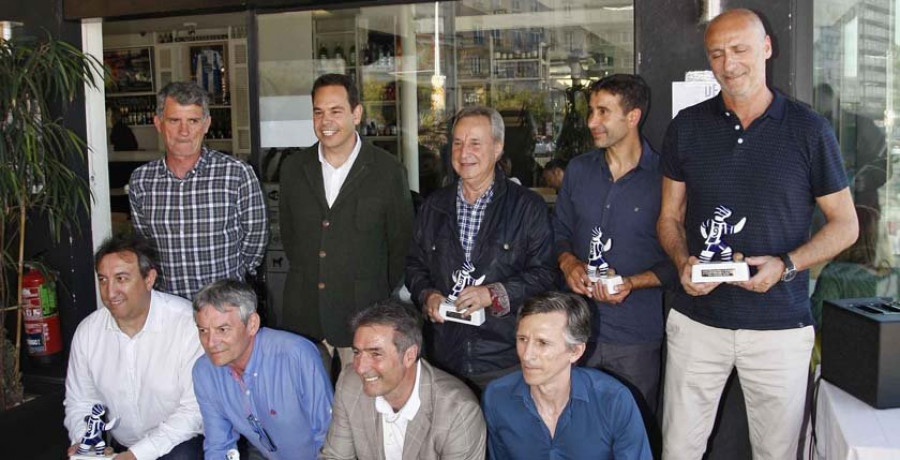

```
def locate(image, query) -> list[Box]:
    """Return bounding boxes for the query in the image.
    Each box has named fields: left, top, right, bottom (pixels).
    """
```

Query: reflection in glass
left=257, top=1, right=634, bottom=197
left=811, top=0, right=899, bottom=330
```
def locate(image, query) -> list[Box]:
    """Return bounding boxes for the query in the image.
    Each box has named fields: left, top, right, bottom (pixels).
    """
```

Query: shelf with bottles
left=315, top=41, right=359, bottom=72
left=207, top=106, right=233, bottom=141
left=359, top=30, right=398, bottom=74
left=109, top=95, right=157, bottom=126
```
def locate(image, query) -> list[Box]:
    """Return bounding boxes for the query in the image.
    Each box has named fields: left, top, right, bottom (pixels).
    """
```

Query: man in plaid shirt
left=129, top=82, right=268, bottom=299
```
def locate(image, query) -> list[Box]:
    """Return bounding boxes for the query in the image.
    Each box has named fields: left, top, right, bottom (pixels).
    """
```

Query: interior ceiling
left=102, top=12, right=247, bottom=36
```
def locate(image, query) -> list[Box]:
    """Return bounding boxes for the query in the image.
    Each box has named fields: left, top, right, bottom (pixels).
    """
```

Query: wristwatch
left=779, top=253, right=796, bottom=282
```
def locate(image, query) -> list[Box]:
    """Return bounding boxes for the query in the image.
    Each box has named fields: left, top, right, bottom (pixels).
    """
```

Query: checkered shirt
left=456, top=181, right=495, bottom=262
left=128, top=148, right=269, bottom=299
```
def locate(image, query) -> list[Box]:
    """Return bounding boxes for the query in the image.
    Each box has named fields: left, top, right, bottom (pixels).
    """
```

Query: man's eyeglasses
left=247, top=414, right=277, bottom=453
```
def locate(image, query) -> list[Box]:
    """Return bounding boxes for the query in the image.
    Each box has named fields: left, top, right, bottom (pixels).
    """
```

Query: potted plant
left=0, top=28, right=104, bottom=409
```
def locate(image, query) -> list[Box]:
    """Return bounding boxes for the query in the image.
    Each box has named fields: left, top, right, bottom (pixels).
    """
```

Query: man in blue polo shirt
left=483, top=291, right=651, bottom=459
left=554, top=74, right=675, bottom=417
left=657, top=9, right=858, bottom=459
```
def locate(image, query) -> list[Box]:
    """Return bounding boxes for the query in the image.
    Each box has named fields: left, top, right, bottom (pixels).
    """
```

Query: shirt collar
left=158, top=146, right=210, bottom=179
left=715, top=89, right=786, bottom=122
left=374, top=360, right=423, bottom=422
left=456, top=179, right=495, bottom=208
left=104, top=289, right=159, bottom=334
left=317, top=132, right=362, bottom=171
left=242, top=327, right=265, bottom=376
left=596, top=139, right=656, bottom=173
left=637, top=138, right=657, bottom=170
left=515, top=366, right=588, bottom=408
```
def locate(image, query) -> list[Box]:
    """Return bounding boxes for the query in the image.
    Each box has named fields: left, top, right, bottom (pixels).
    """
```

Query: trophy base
left=439, top=299, right=485, bottom=326
left=692, top=261, right=750, bottom=283
left=589, top=275, right=624, bottom=294
left=71, top=454, right=115, bottom=460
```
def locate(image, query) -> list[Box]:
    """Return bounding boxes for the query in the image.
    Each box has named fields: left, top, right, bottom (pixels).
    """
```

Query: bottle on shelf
left=318, top=44, right=329, bottom=60
left=348, top=45, right=356, bottom=65
left=362, top=44, right=371, bottom=65
left=334, top=44, right=345, bottom=63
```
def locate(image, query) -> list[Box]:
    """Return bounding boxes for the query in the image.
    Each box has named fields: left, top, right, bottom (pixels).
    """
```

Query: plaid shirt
left=456, top=181, right=495, bottom=262
left=129, top=148, right=268, bottom=299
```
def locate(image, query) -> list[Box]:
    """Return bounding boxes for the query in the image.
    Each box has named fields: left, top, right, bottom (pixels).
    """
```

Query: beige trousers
left=662, top=309, right=814, bottom=460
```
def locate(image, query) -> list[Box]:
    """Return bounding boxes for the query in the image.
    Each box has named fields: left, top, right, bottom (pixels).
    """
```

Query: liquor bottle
left=334, top=44, right=345, bottom=63
left=318, top=44, right=329, bottom=60
left=348, top=45, right=356, bottom=65
left=361, top=44, right=371, bottom=65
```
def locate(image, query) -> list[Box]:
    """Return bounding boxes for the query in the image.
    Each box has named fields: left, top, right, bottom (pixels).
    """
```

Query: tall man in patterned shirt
left=657, top=9, right=858, bottom=459
left=129, top=82, right=268, bottom=299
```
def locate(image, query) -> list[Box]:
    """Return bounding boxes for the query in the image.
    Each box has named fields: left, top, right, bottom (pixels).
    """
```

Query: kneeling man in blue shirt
left=192, top=280, right=334, bottom=459
left=483, top=291, right=650, bottom=459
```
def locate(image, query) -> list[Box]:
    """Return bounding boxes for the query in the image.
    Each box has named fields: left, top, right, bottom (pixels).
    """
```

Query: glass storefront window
left=811, top=0, right=899, bottom=326
left=257, top=0, right=634, bottom=197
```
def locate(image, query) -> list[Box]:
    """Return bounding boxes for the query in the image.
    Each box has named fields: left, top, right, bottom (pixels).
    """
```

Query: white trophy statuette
left=71, top=404, right=117, bottom=459
left=586, top=227, right=624, bottom=294
left=691, top=205, right=750, bottom=283
left=439, top=262, right=487, bottom=326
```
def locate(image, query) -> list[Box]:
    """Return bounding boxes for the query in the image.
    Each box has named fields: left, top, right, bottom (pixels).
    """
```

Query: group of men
left=64, top=8, right=858, bottom=460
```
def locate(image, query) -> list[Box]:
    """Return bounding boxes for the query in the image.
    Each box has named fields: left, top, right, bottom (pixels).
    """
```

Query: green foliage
left=0, top=32, right=104, bottom=409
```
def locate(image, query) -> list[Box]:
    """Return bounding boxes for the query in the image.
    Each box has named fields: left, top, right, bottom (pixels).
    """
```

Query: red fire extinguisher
left=21, top=268, right=62, bottom=357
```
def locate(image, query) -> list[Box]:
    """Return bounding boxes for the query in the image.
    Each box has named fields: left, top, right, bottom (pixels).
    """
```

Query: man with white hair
left=192, top=280, right=333, bottom=459
left=406, top=105, right=556, bottom=390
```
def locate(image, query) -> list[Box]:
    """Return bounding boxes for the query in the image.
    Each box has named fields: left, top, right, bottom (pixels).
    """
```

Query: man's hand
left=680, top=256, right=721, bottom=296
left=114, top=450, right=137, bottom=460
left=455, top=286, right=493, bottom=317
left=733, top=255, right=784, bottom=293
left=424, top=292, right=445, bottom=323
left=559, top=253, right=592, bottom=297
left=592, top=270, right=633, bottom=304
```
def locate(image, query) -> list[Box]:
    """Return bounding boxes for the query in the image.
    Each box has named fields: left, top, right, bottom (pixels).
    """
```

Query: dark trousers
left=112, top=435, right=204, bottom=460
left=583, top=340, right=662, bottom=459
left=583, top=340, right=661, bottom=411
left=466, top=365, right=520, bottom=397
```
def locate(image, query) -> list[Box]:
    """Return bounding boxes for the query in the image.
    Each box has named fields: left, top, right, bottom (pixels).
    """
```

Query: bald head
left=706, top=9, right=767, bottom=43
left=704, top=8, right=772, bottom=103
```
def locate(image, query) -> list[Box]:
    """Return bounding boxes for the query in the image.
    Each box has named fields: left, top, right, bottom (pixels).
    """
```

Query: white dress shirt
left=375, top=360, right=422, bottom=460
left=318, top=132, right=362, bottom=207
left=64, top=290, right=203, bottom=460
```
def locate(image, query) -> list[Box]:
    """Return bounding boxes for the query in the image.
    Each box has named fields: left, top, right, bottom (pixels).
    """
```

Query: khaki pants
left=662, top=309, right=813, bottom=460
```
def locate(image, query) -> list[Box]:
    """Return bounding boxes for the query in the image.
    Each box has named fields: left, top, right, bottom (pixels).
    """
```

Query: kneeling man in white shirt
left=64, top=235, right=204, bottom=460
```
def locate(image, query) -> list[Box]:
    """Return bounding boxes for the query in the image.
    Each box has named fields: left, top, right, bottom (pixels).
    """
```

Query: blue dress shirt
left=553, top=141, right=676, bottom=343
left=193, top=327, right=334, bottom=460
left=483, top=367, right=651, bottom=460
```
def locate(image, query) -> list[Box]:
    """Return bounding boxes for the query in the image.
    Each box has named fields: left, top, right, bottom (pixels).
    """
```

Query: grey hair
left=156, top=81, right=210, bottom=118
left=192, top=279, right=257, bottom=324
left=350, top=299, right=423, bottom=359
left=518, top=291, right=591, bottom=348
left=454, top=105, right=505, bottom=144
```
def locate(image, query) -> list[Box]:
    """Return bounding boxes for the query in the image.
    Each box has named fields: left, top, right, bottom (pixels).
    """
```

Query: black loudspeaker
left=821, top=297, right=900, bottom=409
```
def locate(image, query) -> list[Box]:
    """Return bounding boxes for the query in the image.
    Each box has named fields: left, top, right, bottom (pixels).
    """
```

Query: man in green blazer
left=279, top=73, right=414, bottom=368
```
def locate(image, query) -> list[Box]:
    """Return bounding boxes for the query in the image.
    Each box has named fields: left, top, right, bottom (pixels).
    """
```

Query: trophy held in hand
left=691, top=205, right=750, bottom=283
